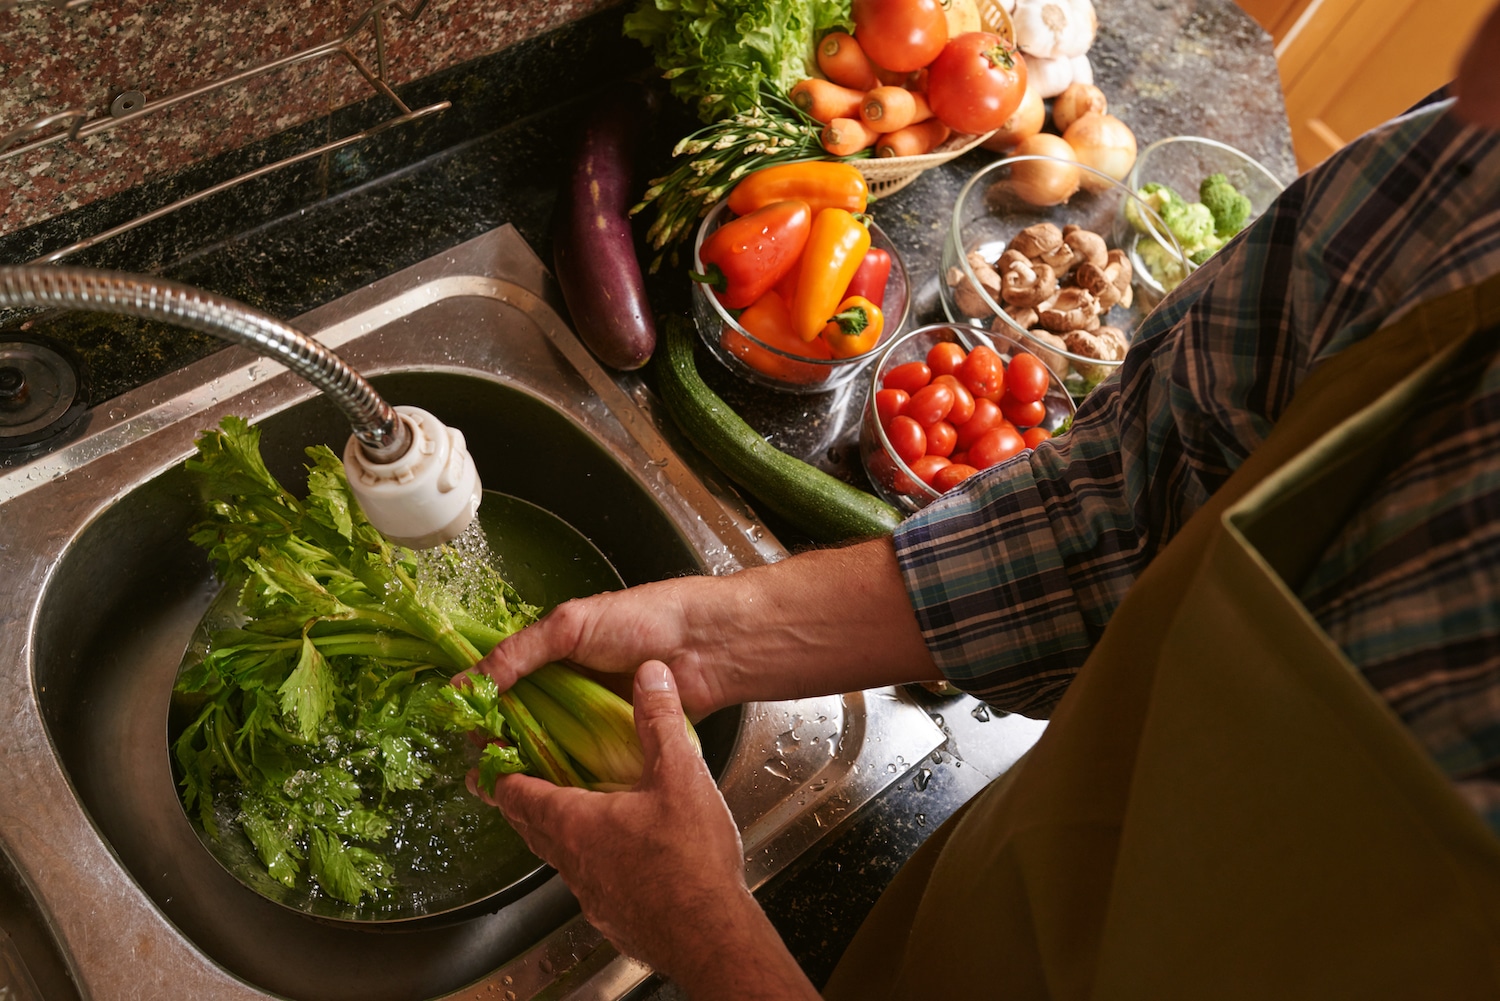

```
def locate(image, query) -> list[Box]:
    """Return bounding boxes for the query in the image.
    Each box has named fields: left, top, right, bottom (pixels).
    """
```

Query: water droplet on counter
left=970, top=704, right=991, bottom=722
left=763, top=757, right=793, bottom=781
left=913, top=767, right=932, bottom=791
left=931, top=714, right=944, bottom=727
left=538, top=958, right=554, bottom=975
left=915, top=813, right=927, bottom=827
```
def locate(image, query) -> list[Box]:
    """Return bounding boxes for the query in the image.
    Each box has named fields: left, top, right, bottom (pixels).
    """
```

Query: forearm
left=706, top=536, right=941, bottom=709
left=668, top=885, right=822, bottom=1001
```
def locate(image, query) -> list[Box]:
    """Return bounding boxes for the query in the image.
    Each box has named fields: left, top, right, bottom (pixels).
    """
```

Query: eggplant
left=553, top=85, right=657, bottom=371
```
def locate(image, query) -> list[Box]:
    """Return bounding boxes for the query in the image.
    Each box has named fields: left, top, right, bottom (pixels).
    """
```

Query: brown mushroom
left=1064, top=326, right=1128, bottom=383
left=1002, top=304, right=1040, bottom=330
left=997, top=249, right=1031, bottom=273
left=1022, top=328, right=1072, bottom=379
left=1006, top=222, right=1065, bottom=263
left=947, top=266, right=995, bottom=317
left=1038, top=287, right=1101, bottom=332
left=1074, top=261, right=1121, bottom=310
left=1105, top=249, right=1134, bottom=309
left=1061, top=224, right=1108, bottom=271
left=1001, top=258, right=1059, bottom=307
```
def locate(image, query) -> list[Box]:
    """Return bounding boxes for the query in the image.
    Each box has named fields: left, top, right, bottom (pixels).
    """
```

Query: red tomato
left=926, top=341, right=968, bottom=378
left=999, top=395, right=1047, bottom=428
left=954, top=396, right=1004, bottom=449
left=925, top=420, right=958, bottom=457
left=968, top=425, right=1027, bottom=469
left=958, top=344, right=1006, bottom=401
left=933, top=462, right=980, bottom=492
left=875, top=388, right=909, bottom=427
left=949, top=449, right=968, bottom=466
left=886, top=415, right=927, bottom=465
left=1005, top=352, right=1050, bottom=404
left=884, top=360, right=933, bottom=395
left=905, top=382, right=955, bottom=426
left=910, top=454, right=952, bottom=487
left=926, top=32, right=1028, bottom=136
left=933, top=374, right=975, bottom=426
left=852, top=0, right=949, bottom=73
left=1022, top=426, right=1052, bottom=449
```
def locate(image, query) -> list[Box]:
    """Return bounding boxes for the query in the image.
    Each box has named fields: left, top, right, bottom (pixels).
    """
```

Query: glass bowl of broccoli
left=1124, top=135, right=1287, bottom=294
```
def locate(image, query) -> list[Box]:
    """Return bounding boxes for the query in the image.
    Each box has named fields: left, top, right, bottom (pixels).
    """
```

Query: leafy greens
left=624, top=0, right=852, bottom=123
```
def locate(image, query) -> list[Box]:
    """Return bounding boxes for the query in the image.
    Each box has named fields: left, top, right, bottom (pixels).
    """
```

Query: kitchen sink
left=0, top=225, right=944, bottom=1000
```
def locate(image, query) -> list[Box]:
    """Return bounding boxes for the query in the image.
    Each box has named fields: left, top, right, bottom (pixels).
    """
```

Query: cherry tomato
left=1005, top=352, right=1050, bottom=404
left=925, top=419, right=958, bottom=457
left=933, top=374, right=975, bottom=426
left=949, top=449, right=968, bottom=466
left=910, top=454, right=952, bottom=487
left=968, top=425, right=1027, bottom=469
left=933, top=462, right=980, bottom=492
left=999, top=395, right=1047, bottom=428
left=852, top=0, right=949, bottom=73
left=905, top=382, right=955, bottom=427
left=884, top=360, right=933, bottom=395
left=958, top=344, right=1006, bottom=401
left=926, top=32, right=1027, bottom=136
left=875, top=388, right=909, bottom=428
left=886, top=415, right=927, bottom=465
left=954, top=396, right=1004, bottom=450
left=926, top=341, right=968, bottom=378
left=1022, top=426, right=1052, bottom=449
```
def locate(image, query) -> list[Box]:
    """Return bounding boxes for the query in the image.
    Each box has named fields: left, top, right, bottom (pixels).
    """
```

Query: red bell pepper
left=692, top=200, right=812, bottom=310
left=844, top=247, right=892, bottom=309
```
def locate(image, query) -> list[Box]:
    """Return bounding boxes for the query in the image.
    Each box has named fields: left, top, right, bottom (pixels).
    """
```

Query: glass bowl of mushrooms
left=939, top=154, right=1189, bottom=399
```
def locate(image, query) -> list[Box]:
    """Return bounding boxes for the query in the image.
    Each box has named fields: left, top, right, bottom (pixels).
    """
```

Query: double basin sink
left=0, top=226, right=944, bottom=1000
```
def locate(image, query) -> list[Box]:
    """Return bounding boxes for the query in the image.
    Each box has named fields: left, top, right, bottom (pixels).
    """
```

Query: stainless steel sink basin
left=0, top=225, right=944, bottom=1000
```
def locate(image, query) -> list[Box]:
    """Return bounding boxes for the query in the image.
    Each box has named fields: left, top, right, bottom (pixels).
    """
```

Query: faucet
left=0, top=265, right=481, bottom=547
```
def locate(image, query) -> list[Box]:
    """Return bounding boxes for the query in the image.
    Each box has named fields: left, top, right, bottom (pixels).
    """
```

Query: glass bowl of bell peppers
left=689, top=161, right=910, bottom=394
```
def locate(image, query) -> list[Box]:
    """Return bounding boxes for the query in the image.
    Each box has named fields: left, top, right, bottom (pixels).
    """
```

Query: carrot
left=860, top=86, right=918, bottom=133
left=876, top=120, right=952, bottom=158
left=817, top=32, right=880, bottom=91
left=821, top=117, right=881, bottom=156
left=790, top=78, right=866, bottom=124
left=909, top=90, right=934, bottom=124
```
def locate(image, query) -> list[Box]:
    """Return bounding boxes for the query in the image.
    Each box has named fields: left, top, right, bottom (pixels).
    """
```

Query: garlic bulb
left=1071, top=53, right=1094, bottom=86
left=1024, top=53, right=1076, bottom=98
left=1012, top=0, right=1097, bottom=60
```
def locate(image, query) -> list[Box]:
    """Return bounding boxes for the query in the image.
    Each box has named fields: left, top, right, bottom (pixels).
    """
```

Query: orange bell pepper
left=721, top=290, right=833, bottom=382
left=791, top=208, right=871, bottom=341
left=727, top=161, right=869, bottom=218
left=820, top=295, right=885, bottom=358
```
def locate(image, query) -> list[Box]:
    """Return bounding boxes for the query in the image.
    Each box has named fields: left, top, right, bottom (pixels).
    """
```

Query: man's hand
left=471, top=662, right=819, bottom=1000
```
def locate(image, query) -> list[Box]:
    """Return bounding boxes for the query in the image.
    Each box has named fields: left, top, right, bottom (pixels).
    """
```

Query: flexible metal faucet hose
left=0, top=265, right=410, bottom=460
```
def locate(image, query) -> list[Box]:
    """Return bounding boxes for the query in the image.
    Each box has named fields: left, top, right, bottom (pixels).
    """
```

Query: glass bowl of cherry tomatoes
left=691, top=197, right=910, bottom=394
left=860, top=322, right=1077, bottom=513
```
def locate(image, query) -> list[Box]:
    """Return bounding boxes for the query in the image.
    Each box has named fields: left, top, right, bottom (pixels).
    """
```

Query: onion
left=1063, top=112, right=1137, bottom=192
left=981, top=85, right=1045, bottom=152
left=1007, top=133, right=1081, bottom=206
left=1051, top=82, right=1107, bottom=134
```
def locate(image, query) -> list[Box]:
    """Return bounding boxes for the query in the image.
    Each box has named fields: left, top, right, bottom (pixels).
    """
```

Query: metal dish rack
left=0, top=0, right=450, bottom=264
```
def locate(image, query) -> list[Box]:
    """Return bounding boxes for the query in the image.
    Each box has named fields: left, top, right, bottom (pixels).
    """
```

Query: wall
left=0, top=0, right=623, bottom=235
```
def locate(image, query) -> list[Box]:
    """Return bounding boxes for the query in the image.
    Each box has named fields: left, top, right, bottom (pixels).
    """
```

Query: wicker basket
left=853, top=0, right=1016, bottom=199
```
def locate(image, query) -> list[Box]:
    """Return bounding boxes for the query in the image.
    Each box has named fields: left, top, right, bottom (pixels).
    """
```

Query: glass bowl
left=691, top=199, right=910, bottom=394
left=939, top=155, right=1188, bottom=400
left=1125, top=135, right=1286, bottom=296
left=860, top=322, right=1077, bottom=514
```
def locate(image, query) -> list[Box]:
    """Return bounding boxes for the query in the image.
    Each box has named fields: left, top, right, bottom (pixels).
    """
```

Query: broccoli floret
left=1127, top=182, right=1188, bottom=234
left=1136, top=237, right=1188, bottom=291
left=1160, top=199, right=1217, bottom=251
left=1188, top=244, right=1219, bottom=267
left=1199, top=172, right=1252, bottom=238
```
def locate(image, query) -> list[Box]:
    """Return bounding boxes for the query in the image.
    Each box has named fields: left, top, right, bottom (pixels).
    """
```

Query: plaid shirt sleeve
left=894, top=101, right=1500, bottom=722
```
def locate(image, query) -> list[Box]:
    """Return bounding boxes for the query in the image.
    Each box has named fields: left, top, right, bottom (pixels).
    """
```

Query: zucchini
left=656, top=315, right=902, bottom=544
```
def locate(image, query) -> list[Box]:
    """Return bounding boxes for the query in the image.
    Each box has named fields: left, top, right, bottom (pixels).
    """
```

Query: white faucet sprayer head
left=343, top=405, right=481, bottom=549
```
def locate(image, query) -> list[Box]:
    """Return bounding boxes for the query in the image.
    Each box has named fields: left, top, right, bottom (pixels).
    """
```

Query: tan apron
left=825, top=274, right=1500, bottom=1000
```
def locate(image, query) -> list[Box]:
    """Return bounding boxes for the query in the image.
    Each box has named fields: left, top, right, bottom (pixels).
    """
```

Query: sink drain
left=0, top=341, right=86, bottom=452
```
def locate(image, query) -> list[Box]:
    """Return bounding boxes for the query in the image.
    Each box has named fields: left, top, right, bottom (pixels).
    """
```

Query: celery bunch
left=173, top=417, right=675, bottom=905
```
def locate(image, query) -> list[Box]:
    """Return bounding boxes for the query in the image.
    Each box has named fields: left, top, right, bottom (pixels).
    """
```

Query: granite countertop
left=0, top=0, right=1294, bottom=995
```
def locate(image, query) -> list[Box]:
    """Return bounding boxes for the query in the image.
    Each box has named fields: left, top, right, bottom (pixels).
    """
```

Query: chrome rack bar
left=1, top=0, right=450, bottom=263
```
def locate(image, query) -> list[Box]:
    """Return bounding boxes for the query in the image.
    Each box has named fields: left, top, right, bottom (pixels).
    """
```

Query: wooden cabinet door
left=1238, top=0, right=1490, bottom=171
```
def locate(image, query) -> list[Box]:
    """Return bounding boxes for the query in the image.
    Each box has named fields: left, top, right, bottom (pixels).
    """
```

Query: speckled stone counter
left=0, top=0, right=1294, bottom=994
